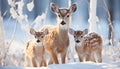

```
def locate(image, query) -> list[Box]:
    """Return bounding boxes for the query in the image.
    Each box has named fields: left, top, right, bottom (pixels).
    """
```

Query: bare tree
left=102, top=0, right=114, bottom=46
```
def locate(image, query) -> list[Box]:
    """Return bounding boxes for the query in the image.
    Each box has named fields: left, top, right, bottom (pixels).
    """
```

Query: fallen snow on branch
left=27, top=0, right=34, bottom=11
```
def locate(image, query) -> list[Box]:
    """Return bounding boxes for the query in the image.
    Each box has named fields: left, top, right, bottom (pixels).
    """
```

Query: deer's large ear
left=69, top=28, right=75, bottom=35
left=70, top=3, right=77, bottom=13
left=50, top=3, right=59, bottom=13
left=43, top=28, right=49, bottom=35
left=30, top=28, right=36, bottom=35
left=83, top=29, right=88, bottom=35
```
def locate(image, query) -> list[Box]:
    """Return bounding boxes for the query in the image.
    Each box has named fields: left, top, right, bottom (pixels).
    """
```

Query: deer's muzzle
left=61, top=21, right=66, bottom=25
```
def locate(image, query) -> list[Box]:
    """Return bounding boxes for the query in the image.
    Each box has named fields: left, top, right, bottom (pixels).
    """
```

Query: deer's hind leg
left=50, top=50, right=59, bottom=64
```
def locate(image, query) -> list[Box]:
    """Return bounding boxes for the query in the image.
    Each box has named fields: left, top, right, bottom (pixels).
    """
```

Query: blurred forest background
left=0, top=0, right=120, bottom=40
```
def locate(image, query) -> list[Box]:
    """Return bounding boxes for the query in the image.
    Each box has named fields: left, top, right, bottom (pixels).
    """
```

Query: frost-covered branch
left=102, top=0, right=114, bottom=46
left=2, top=0, right=29, bottom=66
left=27, top=0, right=34, bottom=12
left=3, top=21, right=17, bottom=66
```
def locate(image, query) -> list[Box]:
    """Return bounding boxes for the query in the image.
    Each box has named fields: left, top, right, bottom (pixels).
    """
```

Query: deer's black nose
left=61, top=21, right=66, bottom=25
left=76, top=40, right=80, bottom=43
left=37, top=40, right=40, bottom=43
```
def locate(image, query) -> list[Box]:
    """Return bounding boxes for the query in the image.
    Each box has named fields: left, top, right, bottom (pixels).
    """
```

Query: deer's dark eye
left=58, top=15, right=61, bottom=17
left=81, top=36, right=83, bottom=38
left=41, top=36, right=44, bottom=38
left=35, top=36, right=37, bottom=38
left=74, top=36, right=76, bottom=38
left=67, top=15, right=69, bottom=17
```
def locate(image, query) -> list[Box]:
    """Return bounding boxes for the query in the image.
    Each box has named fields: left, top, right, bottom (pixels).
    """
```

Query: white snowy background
left=0, top=0, right=120, bottom=69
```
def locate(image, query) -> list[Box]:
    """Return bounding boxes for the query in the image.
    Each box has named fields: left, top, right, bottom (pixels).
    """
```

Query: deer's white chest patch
left=60, top=24, right=68, bottom=30
left=35, top=42, right=42, bottom=46
left=75, top=43, right=82, bottom=47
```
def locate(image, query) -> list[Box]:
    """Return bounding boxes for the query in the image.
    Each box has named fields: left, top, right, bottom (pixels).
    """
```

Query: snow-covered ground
left=0, top=62, right=120, bottom=69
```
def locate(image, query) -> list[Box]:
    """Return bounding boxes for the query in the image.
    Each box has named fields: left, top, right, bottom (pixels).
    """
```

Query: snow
left=27, top=0, right=34, bottom=12
left=5, top=39, right=24, bottom=55
left=33, top=13, right=46, bottom=31
left=0, top=62, right=120, bottom=69
left=3, top=39, right=25, bottom=66
left=33, top=13, right=46, bottom=24
left=10, top=8, right=18, bottom=19
left=8, top=0, right=15, bottom=7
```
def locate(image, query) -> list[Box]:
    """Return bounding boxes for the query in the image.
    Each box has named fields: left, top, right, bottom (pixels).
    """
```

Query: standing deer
left=25, top=28, right=48, bottom=67
left=69, top=29, right=102, bottom=63
left=41, top=3, right=77, bottom=64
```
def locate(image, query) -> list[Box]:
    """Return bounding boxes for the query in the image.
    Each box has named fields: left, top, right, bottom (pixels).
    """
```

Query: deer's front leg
left=48, top=57, right=53, bottom=65
left=97, top=49, right=102, bottom=63
left=25, top=56, right=30, bottom=67
left=32, top=57, right=37, bottom=67
left=61, top=50, right=67, bottom=64
left=40, top=59, right=47, bottom=67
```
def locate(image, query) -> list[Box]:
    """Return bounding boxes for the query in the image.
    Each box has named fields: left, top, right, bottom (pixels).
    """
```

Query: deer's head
left=30, top=28, right=48, bottom=46
left=69, top=28, right=88, bottom=46
left=51, top=3, right=77, bottom=29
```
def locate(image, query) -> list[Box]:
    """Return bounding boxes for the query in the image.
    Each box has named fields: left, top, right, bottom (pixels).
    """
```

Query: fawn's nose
left=61, top=21, right=66, bottom=25
left=37, top=40, right=40, bottom=43
left=76, top=40, right=80, bottom=43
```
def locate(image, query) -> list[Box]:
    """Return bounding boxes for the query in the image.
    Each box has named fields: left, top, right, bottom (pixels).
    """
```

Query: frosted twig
left=3, top=10, right=7, bottom=17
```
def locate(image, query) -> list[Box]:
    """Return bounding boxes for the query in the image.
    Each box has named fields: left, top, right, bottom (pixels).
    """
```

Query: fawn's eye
left=35, top=36, right=37, bottom=38
left=41, top=36, right=44, bottom=38
left=74, top=36, right=76, bottom=38
left=58, top=15, right=61, bottom=17
left=67, top=15, right=69, bottom=17
left=81, top=36, right=83, bottom=38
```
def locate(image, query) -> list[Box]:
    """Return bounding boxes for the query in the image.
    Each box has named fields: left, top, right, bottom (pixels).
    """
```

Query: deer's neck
left=57, top=24, right=69, bottom=38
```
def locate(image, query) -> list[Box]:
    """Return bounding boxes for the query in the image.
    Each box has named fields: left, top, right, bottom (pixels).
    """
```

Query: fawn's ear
left=30, top=28, right=36, bottom=35
left=50, top=3, right=59, bottom=13
left=83, top=29, right=88, bottom=35
left=70, top=3, right=77, bottom=13
left=69, top=28, right=75, bottom=35
left=43, top=28, right=49, bottom=35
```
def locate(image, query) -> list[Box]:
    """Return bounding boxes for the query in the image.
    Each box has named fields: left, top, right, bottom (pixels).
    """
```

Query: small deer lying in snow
left=25, top=28, right=48, bottom=67
left=41, top=3, right=77, bottom=64
left=69, top=29, right=102, bottom=63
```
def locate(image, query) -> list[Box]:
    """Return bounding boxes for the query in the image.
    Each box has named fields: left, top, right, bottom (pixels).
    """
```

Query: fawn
left=69, top=29, right=102, bottom=63
left=41, top=3, right=77, bottom=64
left=25, top=28, right=48, bottom=67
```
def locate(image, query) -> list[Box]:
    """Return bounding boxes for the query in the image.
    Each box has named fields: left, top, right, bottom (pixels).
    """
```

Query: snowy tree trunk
left=0, top=11, right=5, bottom=66
left=88, top=0, right=99, bottom=33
